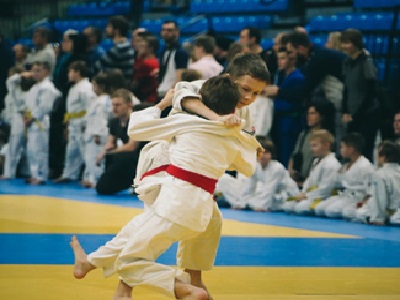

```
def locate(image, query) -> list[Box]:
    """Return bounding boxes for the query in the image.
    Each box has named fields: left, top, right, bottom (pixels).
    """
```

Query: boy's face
left=92, top=81, right=101, bottom=96
left=340, top=142, right=352, bottom=159
left=31, top=65, right=48, bottom=82
left=377, top=152, right=385, bottom=167
left=234, top=75, right=266, bottom=108
left=258, top=150, right=271, bottom=168
left=310, top=138, right=329, bottom=157
left=68, top=69, right=80, bottom=83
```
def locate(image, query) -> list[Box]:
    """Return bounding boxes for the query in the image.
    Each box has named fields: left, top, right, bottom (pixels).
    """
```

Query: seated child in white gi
left=315, top=133, right=374, bottom=218
left=82, top=73, right=112, bottom=188
left=70, top=76, right=261, bottom=300
left=217, top=139, right=300, bottom=211
left=282, top=129, right=341, bottom=214
left=355, top=141, right=400, bottom=225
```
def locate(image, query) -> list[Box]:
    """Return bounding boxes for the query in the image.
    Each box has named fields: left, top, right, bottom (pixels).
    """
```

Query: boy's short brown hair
left=310, top=129, right=335, bottom=145
left=258, top=139, right=276, bottom=159
left=111, top=88, right=132, bottom=104
left=181, top=69, right=202, bottom=82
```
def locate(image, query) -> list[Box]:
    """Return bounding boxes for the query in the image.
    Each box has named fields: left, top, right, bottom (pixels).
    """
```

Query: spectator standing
left=0, top=32, right=14, bottom=112
left=83, top=26, right=105, bottom=78
left=25, top=27, right=56, bottom=75
left=132, top=33, right=160, bottom=103
left=100, top=15, right=135, bottom=82
left=158, top=20, right=189, bottom=98
left=13, top=44, right=29, bottom=69
left=189, top=36, right=223, bottom=80
left=266, top=46, right=305, bottom=167
left=341, top=29, right=380, bottom=162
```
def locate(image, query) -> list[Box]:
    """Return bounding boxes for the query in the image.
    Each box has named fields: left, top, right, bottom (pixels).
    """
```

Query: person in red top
left=132, top=32, right=160, bottom=103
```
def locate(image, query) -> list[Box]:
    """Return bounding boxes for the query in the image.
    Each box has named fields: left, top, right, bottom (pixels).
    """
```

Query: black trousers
left=96, top=150, right=140, bottom=195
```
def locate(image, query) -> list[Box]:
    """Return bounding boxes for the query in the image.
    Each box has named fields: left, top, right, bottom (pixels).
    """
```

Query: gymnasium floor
left=1, top=179, right=400, bottom=300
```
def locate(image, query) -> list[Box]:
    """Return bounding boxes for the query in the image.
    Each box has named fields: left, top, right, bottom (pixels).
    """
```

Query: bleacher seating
left=190, top=0, right=288, bottom=14
left=53, top=20, right=108, bottom=33
left=67, top=1, right=131, bottom=17
left=354, top=0, right=400, bottom=9
left=308, top=12, right=394, bottom=32
left=140, top=15, right=271, bottom=34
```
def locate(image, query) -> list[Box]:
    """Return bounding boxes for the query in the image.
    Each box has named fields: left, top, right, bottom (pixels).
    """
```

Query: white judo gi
left=355, top=163, right=400, bottom=224
left=217, top=160, right=300, bottom=211
left=86, top=106, right=260, bottom=297
left=172, top=80, right=257, bottom=270
left=315, top=156, right=374, bottom=218
left=25, top=77, right=61, bottom=181
left=62, top=78, right=96, bottom=180
left=282, top=153, right=341, bottom=214
left=249, top=95, right=273, bottom=138
left=83, top=94, right=111, bottom=185
left=3, top=74, right=27, bottom=178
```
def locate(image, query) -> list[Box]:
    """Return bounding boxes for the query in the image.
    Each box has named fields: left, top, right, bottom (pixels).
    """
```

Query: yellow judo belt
left=25, top=111, right=43, bottom=130
left=64, top=110, right=86, bottom=123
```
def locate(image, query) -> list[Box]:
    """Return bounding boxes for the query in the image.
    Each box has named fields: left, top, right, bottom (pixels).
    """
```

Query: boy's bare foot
left=175, top=280, right=209, bottom=300
left=112, top=280, right=132, bottom=300
left=70, top=235, right=96, bottom=279
left=185, top=270, right=214, bottom=300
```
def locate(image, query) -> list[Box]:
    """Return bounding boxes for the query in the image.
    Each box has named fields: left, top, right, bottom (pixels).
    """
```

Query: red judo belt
left=140, top=164, right=169, bottom=180
left=166, top=165, right=217, bottom=194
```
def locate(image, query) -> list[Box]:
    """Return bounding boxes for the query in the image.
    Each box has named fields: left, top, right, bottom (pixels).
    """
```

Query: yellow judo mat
left=1, top=193, right=400, bottom=300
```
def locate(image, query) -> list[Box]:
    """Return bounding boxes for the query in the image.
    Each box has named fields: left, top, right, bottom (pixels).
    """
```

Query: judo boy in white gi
left=315, top=133, right=374, bottom=218
left=54, top=61, right=96, bottom=183
left=217, top=139, right=300, bottom=211
left=2, top=67, right=28, bottom=179
left=355, top=141, right=400, bottom=225
left=70, top=75, right=262, bottom=300
left=167, top=53, right=269, bottom=292
left=24, top=61, right=61, bottom=185
left=81, top=73, right=112, bottom=188
left=282, top=129, right=341, bottom=214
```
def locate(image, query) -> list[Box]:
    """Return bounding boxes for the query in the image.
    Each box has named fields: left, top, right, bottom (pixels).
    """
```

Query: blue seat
left=310, top=35, right=326, bottom=47
left=140, top=19, right=162, bottom=33
left=177, top=17, right=208, bottom=33
left=113, top=1, right=131, bottom=15
left=212, top=15, right=271, bottom=32
left=260, top=38, right=273, bottom=50
left=354, top=0, right=400, bottom=8
left=190, top=0, right=288, bottom=13
left=308, top=15, right=327, bottom=32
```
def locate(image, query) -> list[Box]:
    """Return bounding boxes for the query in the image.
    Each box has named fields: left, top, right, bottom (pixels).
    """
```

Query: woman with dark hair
left=288, top=99, right=335, bottom=185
